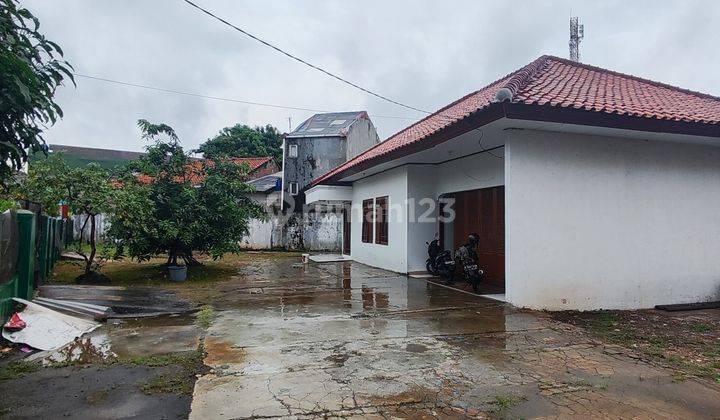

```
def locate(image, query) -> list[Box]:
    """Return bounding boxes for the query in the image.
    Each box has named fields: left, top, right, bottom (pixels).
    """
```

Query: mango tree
left=109, top=120, right=263, bottom=267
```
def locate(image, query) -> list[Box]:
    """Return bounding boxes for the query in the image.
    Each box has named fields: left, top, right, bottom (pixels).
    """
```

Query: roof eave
left=317, top=102, right=720, bottom=185
left=505, top=103, right=720, bottom=139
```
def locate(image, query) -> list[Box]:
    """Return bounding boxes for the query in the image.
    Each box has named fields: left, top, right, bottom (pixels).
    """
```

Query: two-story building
left=278, top=112, right=379, bottom=251
left=282, top=111, right=379, bottom=209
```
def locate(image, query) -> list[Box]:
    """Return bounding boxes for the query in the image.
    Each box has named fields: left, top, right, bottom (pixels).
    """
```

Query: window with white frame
left=289, top=181, right=299, bottom=195
left=288, top=144, right=298, bottom=158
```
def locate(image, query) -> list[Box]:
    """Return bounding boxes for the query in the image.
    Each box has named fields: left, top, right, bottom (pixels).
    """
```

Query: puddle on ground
left=405, top=343, right=428, bottom=353
left=43, top=313, right=202, bottom=365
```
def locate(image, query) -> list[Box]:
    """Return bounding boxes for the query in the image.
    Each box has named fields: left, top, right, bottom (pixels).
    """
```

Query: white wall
left=351, top=166, right=408, bottom=273
left=346, top=118, right=380, bottom=160
left=351, top=152, right=506, bottom=273
left=506, top=129, right=720, bottom=310
left=302, top=211, right=343, bottom=251
left=406, top=165, right=438, bottom=272
left=241, top=217, right=281, bottom=250
left=436, top=150, right=504, bottom=195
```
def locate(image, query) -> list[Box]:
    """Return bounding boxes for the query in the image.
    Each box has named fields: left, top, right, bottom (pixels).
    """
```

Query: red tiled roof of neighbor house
left=231, top=156, right=274, bottom=171
left=313, top=55, right=720, bottom=186
left=130, top=156, right=276, bottom=186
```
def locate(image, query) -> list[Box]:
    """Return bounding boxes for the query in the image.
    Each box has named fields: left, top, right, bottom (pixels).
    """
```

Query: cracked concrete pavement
left=190, top=256, right=720, bottom=419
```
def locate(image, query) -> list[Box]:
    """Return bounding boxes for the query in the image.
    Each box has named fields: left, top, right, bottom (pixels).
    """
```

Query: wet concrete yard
left=189, top=257, right=720, bottom=419
left=4, top=254, right=719, bottom=418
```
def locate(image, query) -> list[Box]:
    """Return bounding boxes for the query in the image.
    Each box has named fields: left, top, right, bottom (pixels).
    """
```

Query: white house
left=305, top=55, right=720, bottom=311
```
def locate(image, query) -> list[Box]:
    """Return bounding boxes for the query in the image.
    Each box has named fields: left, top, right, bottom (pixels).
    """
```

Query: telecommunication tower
left=569, top=17, right=584, bottom=62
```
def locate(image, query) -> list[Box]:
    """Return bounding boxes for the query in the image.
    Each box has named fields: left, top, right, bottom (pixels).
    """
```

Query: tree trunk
left=86, top=214, right=96, bottom=275
left=78, top=214, right=90, bottom=253
left=182, top=252, right=202, bottom=267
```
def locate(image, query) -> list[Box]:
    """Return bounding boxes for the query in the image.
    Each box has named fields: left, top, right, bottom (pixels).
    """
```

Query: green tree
left=12, top=152, right=68, bottom=216
left=66, top=164, right=114, bottom=277
left=0, top=0, right=73, bottom=187
left=197, top=124, right=283, bottom=164
left=109, top=120, right=263, bottom=267
left=15, top=154, right=113, bottom=277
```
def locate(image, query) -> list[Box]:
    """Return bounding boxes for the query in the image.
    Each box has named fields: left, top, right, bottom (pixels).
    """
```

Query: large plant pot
left=168, top=265, right=187, bottom=282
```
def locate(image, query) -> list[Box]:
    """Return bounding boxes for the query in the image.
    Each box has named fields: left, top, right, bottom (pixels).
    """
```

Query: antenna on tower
left=569, top=16, right=584, bottom=62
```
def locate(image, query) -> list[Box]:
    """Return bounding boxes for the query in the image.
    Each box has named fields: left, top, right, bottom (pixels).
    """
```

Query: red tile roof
left=131, top=156, right=274, bottom=186
left=231, top=156, right=274, bottom=171
left=313, top=55, right=720, bottom=186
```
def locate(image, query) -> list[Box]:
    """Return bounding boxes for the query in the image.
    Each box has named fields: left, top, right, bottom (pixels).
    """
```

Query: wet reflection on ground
left=42, top=314, right=202, bottom=365
left=189, top=257, right=720, bottom=419
left=33, top=255, right=720, bottom=418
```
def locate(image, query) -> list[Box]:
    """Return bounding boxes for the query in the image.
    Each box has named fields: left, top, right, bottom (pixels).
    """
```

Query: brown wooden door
left=451, top=186, right=505, bottom=285
left=342, top=208, right=351, bottom=255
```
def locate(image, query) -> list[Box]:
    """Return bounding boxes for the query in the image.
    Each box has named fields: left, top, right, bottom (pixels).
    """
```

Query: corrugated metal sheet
left=286, top=111, right=369, bottom=138
left=247, top=171, right=282, bottom=193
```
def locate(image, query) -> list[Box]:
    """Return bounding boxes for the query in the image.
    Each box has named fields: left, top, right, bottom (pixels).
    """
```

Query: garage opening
left=440, top=186, right=505, bottom=293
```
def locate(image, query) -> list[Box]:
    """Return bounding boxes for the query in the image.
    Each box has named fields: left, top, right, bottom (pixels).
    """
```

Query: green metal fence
left=0, top=211, right=70, bottom=322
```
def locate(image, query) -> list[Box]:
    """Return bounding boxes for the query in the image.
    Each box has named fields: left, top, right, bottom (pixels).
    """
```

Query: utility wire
left=181, top=0, right=432, bottom=115
left=72, top=73, right=420, bottom=121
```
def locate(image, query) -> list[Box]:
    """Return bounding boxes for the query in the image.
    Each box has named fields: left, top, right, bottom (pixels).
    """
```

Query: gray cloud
left=23, top=0, right=720, bottom=152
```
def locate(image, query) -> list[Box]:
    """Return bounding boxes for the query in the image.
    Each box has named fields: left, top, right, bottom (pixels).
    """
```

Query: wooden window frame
left=375, top=196, right=388, bottom=245
left=361, top=198, right=374, bottom=243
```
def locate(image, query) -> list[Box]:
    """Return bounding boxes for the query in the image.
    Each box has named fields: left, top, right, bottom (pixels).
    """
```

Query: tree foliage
left=109, top=120, right=263, bottom=267
left=0, top=0, right=73, bottom=186
left=66, top=163, right=114, bottom=276
left=15, top=154, right=113, bottom=276
left=197, top=124, right=283, bottom=164
left=11, top=152, right=67, bottom=216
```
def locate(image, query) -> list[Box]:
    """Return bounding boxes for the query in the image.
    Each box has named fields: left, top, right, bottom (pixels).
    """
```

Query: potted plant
left=168, top=264, right=187, bottom=282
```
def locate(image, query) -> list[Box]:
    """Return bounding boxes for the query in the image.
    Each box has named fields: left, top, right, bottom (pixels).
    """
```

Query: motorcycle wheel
left=426, top=260, right=438, bottom=276
left=470, top=273, right=482, bottom=293
left=440, top=269, right=455, bottom=285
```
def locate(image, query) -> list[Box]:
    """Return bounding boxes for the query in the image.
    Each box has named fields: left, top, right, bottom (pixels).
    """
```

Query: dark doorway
left=342, top=208, right=351, bottom=255
left=441, top=186, right=505, bottom=289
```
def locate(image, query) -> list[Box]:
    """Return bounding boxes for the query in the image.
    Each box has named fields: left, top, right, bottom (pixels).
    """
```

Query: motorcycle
left=454, top=233, right=484, bottom=293
left=457, top=256, right=483, bottom=293
left=425, top=238, right=456, bottom=281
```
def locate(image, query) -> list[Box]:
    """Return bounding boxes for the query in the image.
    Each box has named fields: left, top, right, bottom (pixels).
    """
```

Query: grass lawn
left=51, top=250, right=301, bottom=286
left=49, top=250, right=302, bottom=305
left=552, top=310, right=720, bottom=383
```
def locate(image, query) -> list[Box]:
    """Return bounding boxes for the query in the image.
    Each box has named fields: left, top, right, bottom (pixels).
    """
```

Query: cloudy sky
left=23, top=0, right=720, bottom=152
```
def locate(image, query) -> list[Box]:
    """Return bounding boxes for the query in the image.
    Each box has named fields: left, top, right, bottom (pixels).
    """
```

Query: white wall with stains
left=505, top=129, right=720, bottom=310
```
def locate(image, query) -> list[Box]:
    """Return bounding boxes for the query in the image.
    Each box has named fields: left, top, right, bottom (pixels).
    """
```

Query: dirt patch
left=551, top=309, right=720, bottom=382
left=203, top=337, right=246, bottom=366
left=75, top=270, right=112, bottom=284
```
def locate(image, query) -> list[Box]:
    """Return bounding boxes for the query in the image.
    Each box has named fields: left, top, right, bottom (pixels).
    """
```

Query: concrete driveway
left=190, top=257, right=720, bottom=419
